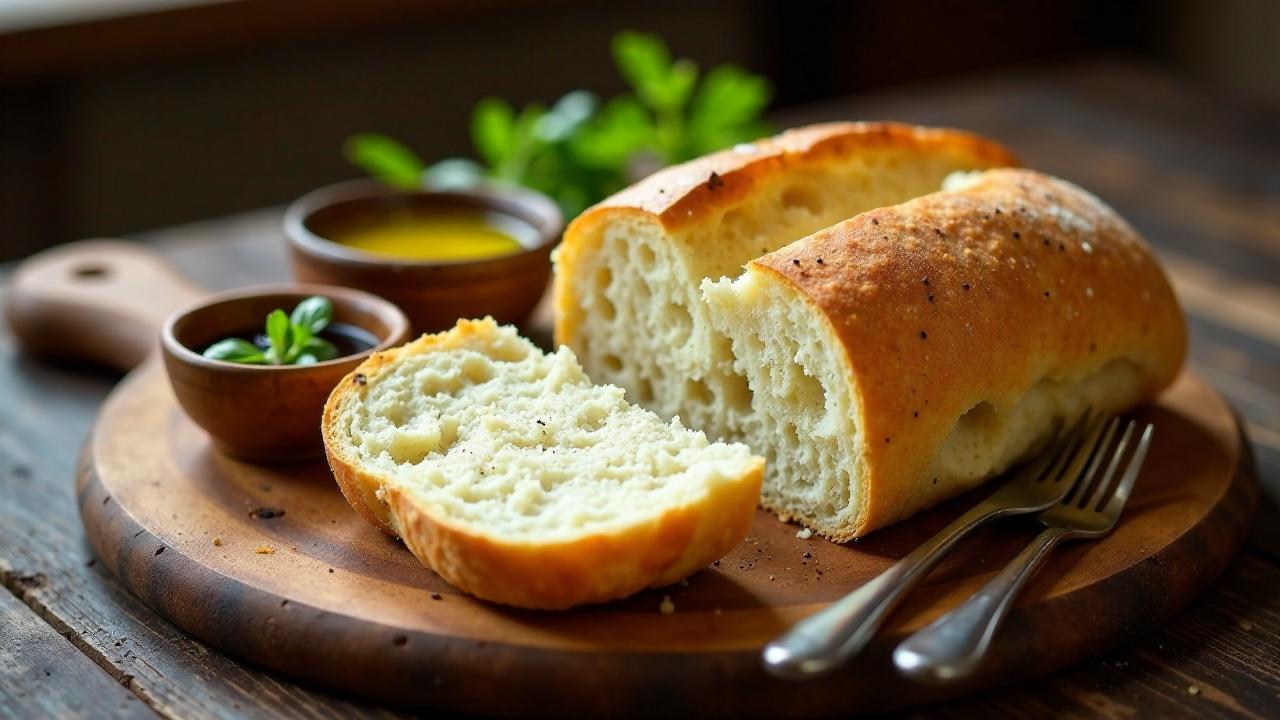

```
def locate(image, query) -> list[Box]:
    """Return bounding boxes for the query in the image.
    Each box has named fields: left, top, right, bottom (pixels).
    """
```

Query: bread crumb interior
left=333, top=322, right=758, bottom=541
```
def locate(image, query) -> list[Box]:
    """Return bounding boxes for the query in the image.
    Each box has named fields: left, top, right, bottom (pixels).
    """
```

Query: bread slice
left=701, top=168, right=1186, bottom=539
left=553, top=122, right=1019, bottom=444
left=322, top=318, right=764, bottom=609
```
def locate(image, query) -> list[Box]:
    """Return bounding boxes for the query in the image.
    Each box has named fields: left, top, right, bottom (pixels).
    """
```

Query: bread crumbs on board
left=212, top=537, right=222, bottom=547
left=659, top=596, right=675, bottom=614
left=796, top=527, right=813, bottom=539
left=255, top=546, right=275, bottom=555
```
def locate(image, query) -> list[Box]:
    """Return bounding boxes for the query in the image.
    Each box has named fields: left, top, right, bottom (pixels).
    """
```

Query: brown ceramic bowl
left=160, top=284, right=411, bottom=462
left=284, top=179, right=563, bottom=333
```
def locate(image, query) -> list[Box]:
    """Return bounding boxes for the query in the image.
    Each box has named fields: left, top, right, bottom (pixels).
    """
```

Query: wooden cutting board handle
left=4, top=240, right=204, bottom=372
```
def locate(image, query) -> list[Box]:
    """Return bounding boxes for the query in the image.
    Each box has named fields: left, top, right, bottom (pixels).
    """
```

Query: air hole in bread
left=665, top=302, right=693, bottom=344
left=685, top=378, right=714, bottom=405
left=602, top=353, right=623, bottom=373
left=719, top=370, right=753, bottom=413
left=598, top=294, right=617, bottom=321
left=635, top=242, right=657, bottom=268
left=635, top=377, right=654, bottom=404
left=710, top=334, right=735, bottom=363
left=721, top=206, right=749, bottom=236
left=788, top=365, right=825, bottom=407
left=957, top=401, right=998, bottom=434
left=576, top=403, right=608, bottom=431
left=780, top=184, right=825, bottom=215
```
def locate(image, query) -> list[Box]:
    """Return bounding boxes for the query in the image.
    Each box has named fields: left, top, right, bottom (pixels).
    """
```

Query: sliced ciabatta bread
left=553, top=122, right=1019, bottom=442
left=701, top=168, right=1186, bottom=539
left=322, top=318, right=764, bottom=609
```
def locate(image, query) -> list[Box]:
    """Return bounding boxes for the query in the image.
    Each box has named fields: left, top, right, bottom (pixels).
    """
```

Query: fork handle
left=893, top=526, right=1069, bottom=682
left=762, top=504, right=999, bottom=679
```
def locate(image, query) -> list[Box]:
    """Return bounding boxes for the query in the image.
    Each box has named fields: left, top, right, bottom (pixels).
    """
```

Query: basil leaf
left=290, top=295, right=332, bottom=335
left=265, top=309, right=290, bottom=364
left=301, top=337, right=339, bottom=362
left=202, top=338, right=266, bottom=364
left=612, top=31, right=673, bottom=110
left=471, top=98, right=516, bottom=168
left=569, top=96, right=656, bottom=168
left=493, top=103, right=547, bottom=182
left=686, top=63, right=772, bottom=157
left=343, top=133, right=424, bottom=190
left=662, top=58, right=698, bottom=112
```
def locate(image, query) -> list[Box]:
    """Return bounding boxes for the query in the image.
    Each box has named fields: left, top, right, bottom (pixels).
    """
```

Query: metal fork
left=893, top=418, right=1154, bottom=682
left=762, top=411, right=1111, bottom=679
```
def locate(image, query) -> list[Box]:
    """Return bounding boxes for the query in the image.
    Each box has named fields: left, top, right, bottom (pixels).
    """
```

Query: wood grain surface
left=71, top=359, right=1253, bottom=716
left=0, top=580, right=155, bottom=719
left=1, top=62, right=1278, bottom=719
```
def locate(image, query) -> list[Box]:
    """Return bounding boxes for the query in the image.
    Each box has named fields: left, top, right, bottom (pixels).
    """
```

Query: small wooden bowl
left=161, top=284, right=411, bottom=462
left=284, top=180, right=563, bottom=333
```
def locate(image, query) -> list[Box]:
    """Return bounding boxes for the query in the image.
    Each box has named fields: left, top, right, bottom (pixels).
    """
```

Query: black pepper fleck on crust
left=354, top=373, right=367, bottom=385
left=919, top=330, right=928, bottom=340
left=707, top=171, right=725, bottom=190
left=792, top=258, right=801, bottom=266
left=1012, top=231, right=1021, bottom=240
left=816, top=258, right=824, bottom=264
left=962, top=282, right=971, bottom=291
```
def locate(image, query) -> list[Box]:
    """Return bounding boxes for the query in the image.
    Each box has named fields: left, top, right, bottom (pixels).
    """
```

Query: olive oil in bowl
left=330, top=210, right=539, bottom=263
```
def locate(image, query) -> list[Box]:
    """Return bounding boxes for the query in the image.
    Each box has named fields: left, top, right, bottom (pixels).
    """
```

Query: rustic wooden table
left=1, top=61, right=1277, bottom=719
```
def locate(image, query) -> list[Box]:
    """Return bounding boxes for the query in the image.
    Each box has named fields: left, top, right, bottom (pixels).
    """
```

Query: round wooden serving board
left=78, top=364, right=1254, bottom=717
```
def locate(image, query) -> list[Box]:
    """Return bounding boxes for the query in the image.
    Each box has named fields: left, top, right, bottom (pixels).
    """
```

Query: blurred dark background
left=1, top=0, right=1277, bottom=261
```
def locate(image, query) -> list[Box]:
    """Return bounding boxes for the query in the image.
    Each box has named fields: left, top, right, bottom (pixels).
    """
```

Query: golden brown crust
left=754, top=169, right=1187, bottom=536
left=553, top=122, right=1019, bottom=346
left=323, top=348, right=404, bottom=535
left=321, top=319, right=766, bottom=609
left=585, top=122, right=1018, bottom=231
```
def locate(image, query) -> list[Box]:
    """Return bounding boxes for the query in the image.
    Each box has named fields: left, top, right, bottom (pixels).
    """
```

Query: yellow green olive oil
left=332, top=210, right=536, bottom=262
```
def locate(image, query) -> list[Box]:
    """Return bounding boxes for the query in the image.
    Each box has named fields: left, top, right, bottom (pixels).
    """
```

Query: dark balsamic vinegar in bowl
left=205, top=322, right=379, bottom=359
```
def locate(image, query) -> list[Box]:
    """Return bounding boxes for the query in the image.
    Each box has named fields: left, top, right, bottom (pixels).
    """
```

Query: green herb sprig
left=344, top=31, right=772, bottom=218
left=203, top=296, right=339, bottom=366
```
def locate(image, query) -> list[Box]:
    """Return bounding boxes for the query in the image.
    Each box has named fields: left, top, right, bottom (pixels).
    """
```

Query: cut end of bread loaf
left=322, top=318, right=764, bottom=609
left=702, top=168, right=1185, bottom=539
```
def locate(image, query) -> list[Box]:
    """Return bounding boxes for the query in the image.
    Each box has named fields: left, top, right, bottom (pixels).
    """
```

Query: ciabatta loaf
left=553, top=122, right=1186, bottom=540
left=553, top=122, right=1019, bottom=443
left=702, top=169, right=1185, bottom=539
left=322, top=318, right=764, bottom=609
